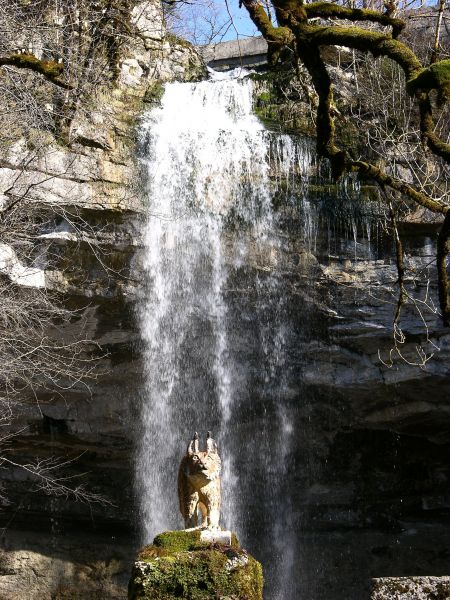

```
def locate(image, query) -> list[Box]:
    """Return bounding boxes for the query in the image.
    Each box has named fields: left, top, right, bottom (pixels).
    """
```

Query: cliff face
left=0, top=24, right=449, bottom=600
left=0, top=2, right=204, bottom=218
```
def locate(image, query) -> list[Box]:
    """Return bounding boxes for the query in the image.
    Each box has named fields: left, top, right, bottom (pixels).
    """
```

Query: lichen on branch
left=0, top=53, right=73, bottom=89
left=304, top=2, right=405, bottom=38
left=407, top=59, right=450, bottom=105
left=239, top=1, right=294, bottom=65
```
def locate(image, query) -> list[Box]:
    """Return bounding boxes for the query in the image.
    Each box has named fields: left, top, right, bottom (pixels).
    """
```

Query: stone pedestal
left=128, top=529, right=263, bottom=600
left=200, top=529, right=232, bottom=545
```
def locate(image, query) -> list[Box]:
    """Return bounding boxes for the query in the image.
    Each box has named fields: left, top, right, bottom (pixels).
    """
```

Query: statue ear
left=206, top=431, right=218, bottom=453
left=187, top=432, right=199, bottom=455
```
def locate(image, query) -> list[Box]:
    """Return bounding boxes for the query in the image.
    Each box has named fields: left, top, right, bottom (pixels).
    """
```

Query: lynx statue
left=178, top=432, right=221, bottom=530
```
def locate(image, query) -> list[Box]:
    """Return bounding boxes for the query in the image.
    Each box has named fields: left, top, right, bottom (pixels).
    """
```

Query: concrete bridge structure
left=198, top=37, right=268, bottom=72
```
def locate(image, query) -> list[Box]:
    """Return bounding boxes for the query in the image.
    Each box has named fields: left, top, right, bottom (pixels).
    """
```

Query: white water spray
left=136, top=69, right=313, bottom=596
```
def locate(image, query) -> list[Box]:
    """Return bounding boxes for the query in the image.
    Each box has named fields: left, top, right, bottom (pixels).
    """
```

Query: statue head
left=185, top=431, right=221, bottom=482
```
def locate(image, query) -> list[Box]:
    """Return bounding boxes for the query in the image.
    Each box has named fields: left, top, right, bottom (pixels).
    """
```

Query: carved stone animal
left=178, top=432, right=221, bottom=530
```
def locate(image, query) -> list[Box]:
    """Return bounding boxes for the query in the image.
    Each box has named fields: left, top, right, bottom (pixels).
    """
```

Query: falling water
left=136, top=68, right=313, bottom=598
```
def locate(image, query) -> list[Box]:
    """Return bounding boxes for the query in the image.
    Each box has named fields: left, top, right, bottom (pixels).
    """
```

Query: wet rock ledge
left=128, top=530, right=263, bottom=600
left=371, top=577, right=450, bottom=599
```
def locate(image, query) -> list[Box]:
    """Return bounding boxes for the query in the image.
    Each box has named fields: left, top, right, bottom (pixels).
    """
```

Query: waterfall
left=136, top=68, right=313, bottom=598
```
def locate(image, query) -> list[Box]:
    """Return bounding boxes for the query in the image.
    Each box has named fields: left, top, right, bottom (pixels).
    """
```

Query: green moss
left=335, top=119, right=363, bottom=157
left=360, top=185, right=381, bottom=203
left=129, top=531, right=262, bottom=600
left=251, top=69, right=318, bottom=136
left=152, top=530, right=204, bottom=553
left=249, top=71, right=281, bottom=83
left=3, top=53, right=64, bottom=79
left=300, top=23, right=421, bottom=79
left=143, top=81, right=165, bottom=105
left=165, top=33, right=194, bottom=50
left=136, top=546, right=170, bottom=561
left=257, top=91, right=272, bottom=103
left=304, top=2, right=405, bottom=37
left=230, top=555, right=264, bottom=600
left=407, top=59, right=450, bottom=105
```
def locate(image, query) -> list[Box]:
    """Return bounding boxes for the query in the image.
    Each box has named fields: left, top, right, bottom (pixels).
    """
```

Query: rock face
left=371, top=577, right=450, bottom=599
left=0, top=16, right=450, bottom=600
left=0, top=529, right=132, bottom=600
left=128, top=530, right=263, bottom=600
left=0, top=1, right=205, bottom=217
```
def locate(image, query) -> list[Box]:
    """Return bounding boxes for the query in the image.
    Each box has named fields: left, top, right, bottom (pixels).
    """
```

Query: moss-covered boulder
left=128, top=530, right=263, bottom=600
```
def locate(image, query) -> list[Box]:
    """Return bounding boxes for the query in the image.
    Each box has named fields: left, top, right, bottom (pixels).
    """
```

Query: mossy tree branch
left=407, top=59, right=450, bottom=103
left=0, top=53, right=73, bottom=90
left=295, top=39, right=347, bottom=177
left=289, top=32, right=448, bottom=215
left=437, top=211, right=450, bottom=326
left=350, top=161, right=448, bottom=215
left=239, top=0, right=294, bottom=65
left=304, top=2, right=405, bottom=38
left=242, top=1, right=450, bottom=164
left=295, top=24, right=422, bottom=78
left=293, top=24, right=450, bottom=162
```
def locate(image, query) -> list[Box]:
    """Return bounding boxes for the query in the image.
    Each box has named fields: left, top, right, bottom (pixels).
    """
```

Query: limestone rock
left=371, top=576, right=450, bottom=599
left=200, top=529, right=232, bottom=545
left=0, top=0, right=205, bottom=217
left=128, top=530, right=263, bottom=600
left=0, top=529, right=132, bottom=600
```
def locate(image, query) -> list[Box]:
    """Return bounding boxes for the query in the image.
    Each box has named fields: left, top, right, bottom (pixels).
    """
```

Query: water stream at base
left=136, top=68, right=313, bottom=599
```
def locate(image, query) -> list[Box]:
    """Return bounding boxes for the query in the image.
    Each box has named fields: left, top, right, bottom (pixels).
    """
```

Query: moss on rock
left=143, top=81, right=165, bottom=106
left=153, top=530, right=205, bottom=553
left=128, top=530, right=262, bottom=600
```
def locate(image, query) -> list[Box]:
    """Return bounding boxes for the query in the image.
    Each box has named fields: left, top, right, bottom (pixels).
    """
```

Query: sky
left=217, top=1, right=260, bottom=41
left=169, top=0, right=260, bottom=45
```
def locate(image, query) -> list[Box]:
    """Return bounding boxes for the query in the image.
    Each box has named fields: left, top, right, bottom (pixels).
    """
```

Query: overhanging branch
left=239, top=0, right=294, bottom=65
left=0, top=53, right=73, bottom=90
left=304, top=2, right=405, bottom=38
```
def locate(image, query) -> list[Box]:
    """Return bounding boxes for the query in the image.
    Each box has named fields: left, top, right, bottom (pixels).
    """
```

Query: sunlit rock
left=128, top=530, right=263, bottom=600
left=371, top=576, right=450, bottom=599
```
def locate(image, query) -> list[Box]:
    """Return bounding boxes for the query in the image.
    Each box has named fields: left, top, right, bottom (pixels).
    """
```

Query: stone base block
left=371, top=576, right=450, bottom=599
left=200, top=529, right=232, bottom=545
